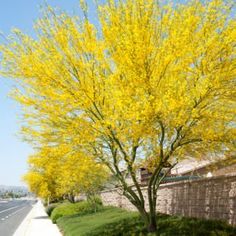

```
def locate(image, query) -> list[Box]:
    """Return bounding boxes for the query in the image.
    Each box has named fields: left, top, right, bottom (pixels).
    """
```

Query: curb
left=13, top=201, right=37, bottom=236
left=13, top=200, right=62, bottom=236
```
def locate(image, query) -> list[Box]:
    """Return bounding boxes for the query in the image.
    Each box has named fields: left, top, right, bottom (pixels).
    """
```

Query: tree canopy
left=23, top=144, right=107, bottom=202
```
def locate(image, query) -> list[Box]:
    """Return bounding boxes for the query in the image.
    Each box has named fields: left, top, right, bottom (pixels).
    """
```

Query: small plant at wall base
left=0, top=0, right=235, bottom=234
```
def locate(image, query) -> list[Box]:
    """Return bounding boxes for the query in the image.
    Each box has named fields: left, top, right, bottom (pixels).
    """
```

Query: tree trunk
left=147, top=215, right=157, bottom=233
left=137, top=206, right=158, bottom=233
left=68, top=194, right=75, bottom=203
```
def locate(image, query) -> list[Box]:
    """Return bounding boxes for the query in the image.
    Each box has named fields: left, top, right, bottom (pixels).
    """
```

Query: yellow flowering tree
left=23, top=146, right=64, bottom=203
left=23, top=145, right=107, bottom=203
left=57, top=148, right=108, bottom=203
left=23, top=171, right=52, bottom=201
left=1, top=0, right=235, bottom=232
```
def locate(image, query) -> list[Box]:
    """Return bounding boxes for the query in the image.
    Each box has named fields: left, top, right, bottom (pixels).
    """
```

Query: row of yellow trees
left=0, top=0, right=235, bottom=233
left=23, top=145, right=107, bottom=203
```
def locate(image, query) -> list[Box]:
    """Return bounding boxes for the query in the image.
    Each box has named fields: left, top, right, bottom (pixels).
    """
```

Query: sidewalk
left=14, top=200, right=62, bottom=236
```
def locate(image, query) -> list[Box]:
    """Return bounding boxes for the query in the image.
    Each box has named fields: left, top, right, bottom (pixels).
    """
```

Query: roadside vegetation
left=50, top=200, right=103, bottom=223
left=47, top=199, right=236, bottom=236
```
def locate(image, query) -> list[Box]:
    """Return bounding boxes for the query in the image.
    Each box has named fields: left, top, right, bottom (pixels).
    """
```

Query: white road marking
left=0, top=206, right=27, bottom=222
left=0, top=204, right=27, bottom=223
left=0, top=205, right=20, bottom=214
left=11, top=206, right=26, bottom=216
left=0, top=201, right=8, bottom=203
left=3, top=206, right=25, bottom=220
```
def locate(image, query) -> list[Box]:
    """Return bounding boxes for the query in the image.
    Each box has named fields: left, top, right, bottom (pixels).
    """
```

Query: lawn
left=56, top=206, right=236, bottom=236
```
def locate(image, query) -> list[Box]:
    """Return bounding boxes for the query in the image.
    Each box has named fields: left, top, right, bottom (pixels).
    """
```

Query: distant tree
left=23, top=145, right=107, bottom=203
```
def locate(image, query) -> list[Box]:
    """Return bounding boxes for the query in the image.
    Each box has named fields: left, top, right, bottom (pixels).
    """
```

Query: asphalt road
left=0, top=199, right=35, bottom=236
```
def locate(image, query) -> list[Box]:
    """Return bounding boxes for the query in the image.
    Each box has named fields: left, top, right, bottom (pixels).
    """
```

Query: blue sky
left=0, top=0, right=94, bottom=186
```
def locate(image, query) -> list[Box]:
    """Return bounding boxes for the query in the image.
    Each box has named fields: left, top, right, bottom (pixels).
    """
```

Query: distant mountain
left=0, top=185, right=28, bottom=193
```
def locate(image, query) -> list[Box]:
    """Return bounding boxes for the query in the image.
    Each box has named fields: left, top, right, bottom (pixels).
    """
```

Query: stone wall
left=100, top=174, right=236, bottom=225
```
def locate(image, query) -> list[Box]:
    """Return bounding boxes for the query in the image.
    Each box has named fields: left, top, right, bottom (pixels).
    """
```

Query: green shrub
left=87, top=195, right=102, bottom=205
left=45, top=203, right=60, bottom=216
left=87, top=195, right=103, bottom=212
left=157, top=215, right=236, bottom=236
left=51, top=201, right=104, bottom=223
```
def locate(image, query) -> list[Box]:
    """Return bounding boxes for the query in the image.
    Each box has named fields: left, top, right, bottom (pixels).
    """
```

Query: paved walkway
left=13, top=200, right=62, bottom=236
